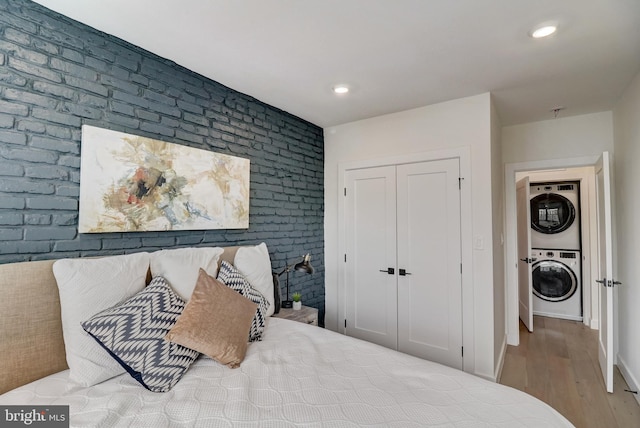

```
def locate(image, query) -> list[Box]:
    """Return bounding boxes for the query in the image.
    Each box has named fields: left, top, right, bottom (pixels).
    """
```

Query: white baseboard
left=507, top=331, right=519, bottom=346
left=475, top=371, right=497, bottom=382
left=617, top=354, right=640, bottom=406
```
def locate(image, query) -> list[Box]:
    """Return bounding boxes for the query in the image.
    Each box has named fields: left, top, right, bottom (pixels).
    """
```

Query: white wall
left=613, top=69, right=640, bottom=404
left=501, top=112, right=614, bottom=345
left=324, top=93, right=498, bottom=378
left=503, top=112, right=614, bottom=164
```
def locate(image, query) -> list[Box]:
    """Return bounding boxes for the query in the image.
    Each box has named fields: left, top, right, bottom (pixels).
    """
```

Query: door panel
left=345, top=166, right=398, bottom=349
left=516, top=177, right=533, bottom=332
left=595, top=152, right=614, bottom=393
left=396, top=159, right=462, bottom=369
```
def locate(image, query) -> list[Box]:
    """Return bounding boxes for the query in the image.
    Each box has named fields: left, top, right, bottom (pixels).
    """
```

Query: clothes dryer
left=531, top=249, right=582, bottom=321
left=530, top=181, right=580, bottom=250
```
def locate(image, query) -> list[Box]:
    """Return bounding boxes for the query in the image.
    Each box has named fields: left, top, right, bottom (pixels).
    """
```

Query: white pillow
left=234, top=242, right=275, bottom=317
left=149, top=247, right=224, bottom=301
left=53, top=252, right=150, bottom=387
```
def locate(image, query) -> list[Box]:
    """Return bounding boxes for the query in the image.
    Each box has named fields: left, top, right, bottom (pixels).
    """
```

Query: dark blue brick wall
left=0, top=0, right=325, bottom=320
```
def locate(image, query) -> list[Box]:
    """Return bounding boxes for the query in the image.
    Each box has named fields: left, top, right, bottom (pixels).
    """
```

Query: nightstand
left=273, top=305, right=318, bottom=326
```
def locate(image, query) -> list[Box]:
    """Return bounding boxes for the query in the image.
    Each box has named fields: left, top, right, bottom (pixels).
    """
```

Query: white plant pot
left=292, top=301, right=302, bottom=310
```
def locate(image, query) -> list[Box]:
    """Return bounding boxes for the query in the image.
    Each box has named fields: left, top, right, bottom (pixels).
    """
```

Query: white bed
left=0, top=245, right=574, bottom=427
left=2, top=318, right=572, bottom=427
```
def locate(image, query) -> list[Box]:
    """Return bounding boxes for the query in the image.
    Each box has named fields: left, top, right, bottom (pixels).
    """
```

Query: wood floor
left=499, top=316, right=640, bottom=428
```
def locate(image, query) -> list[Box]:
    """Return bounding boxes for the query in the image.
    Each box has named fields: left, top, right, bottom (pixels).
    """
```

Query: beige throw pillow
left=165, top=269, right=257, bottom=368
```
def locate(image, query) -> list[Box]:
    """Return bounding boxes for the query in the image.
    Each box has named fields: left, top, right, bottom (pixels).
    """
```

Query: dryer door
left=530, top=193, right=576, bottom=234
left=532, top=260, right=577, bottom=302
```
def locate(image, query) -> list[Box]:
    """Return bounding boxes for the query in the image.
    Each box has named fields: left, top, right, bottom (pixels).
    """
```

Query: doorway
left=505, top=155, right=601, bottom=346
left=515, top=167, right=597, bottom=331
left=505, top=152, right=617, bottom=393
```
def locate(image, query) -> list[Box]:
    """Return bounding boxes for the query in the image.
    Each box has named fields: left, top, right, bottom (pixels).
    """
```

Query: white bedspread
left=1, top=318, right=573, bottom=427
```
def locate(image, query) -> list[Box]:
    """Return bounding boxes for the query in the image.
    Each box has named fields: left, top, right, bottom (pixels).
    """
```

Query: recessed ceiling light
left=530, top=23, right=557, bottom=39
left=332, top=85, right=349, bottom=94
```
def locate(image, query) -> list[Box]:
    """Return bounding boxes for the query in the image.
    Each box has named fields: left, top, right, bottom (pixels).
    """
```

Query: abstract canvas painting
left=79, top=125, right=250, bottom=233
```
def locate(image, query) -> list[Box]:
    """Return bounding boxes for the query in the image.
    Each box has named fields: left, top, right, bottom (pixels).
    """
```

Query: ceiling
left=32, top=0, right=640, bottom=129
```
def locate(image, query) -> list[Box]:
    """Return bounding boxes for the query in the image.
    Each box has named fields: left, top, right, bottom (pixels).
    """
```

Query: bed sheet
left=1, top=318, right=573, bottom=427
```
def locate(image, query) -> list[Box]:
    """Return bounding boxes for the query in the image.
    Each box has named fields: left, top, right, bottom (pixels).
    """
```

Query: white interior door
left=516, top=177, right=533, bottom=332
left=396, top=159, right=462, bottom=369
left=595, top=151, right=614, bottom=393
left=344, top=166, right=398, bottom=349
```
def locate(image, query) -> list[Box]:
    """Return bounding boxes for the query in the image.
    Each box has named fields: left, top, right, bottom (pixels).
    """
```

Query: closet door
left=396, top=159, right=462, bottom=369
left=344, top=166, right=398, bottom=350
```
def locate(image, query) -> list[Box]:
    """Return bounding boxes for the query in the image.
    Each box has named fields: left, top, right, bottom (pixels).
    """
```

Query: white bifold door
left=344, top=158, right=463, bottom=369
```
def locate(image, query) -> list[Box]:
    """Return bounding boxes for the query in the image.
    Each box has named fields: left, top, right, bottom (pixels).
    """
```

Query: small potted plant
left=292, top=292, right=302, bottom=310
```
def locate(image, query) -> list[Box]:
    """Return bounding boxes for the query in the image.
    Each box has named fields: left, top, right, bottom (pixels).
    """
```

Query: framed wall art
left=78, top=125, right=250, bottom=233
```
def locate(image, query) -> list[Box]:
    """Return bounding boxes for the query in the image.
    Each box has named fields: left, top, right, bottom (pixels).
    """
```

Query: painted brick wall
left=0, top=0, right=325, bottom=320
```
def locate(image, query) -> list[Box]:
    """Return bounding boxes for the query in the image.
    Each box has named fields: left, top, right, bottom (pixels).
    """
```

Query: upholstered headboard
left=0, top=246, right=257, bottom=395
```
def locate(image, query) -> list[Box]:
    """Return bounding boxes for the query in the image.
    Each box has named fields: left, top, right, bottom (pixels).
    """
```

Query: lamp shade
left=294, top=253, right=314, bottom=274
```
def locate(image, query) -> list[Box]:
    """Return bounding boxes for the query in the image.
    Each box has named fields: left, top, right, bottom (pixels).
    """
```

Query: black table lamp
left=277, top=253, right=314, bottom=308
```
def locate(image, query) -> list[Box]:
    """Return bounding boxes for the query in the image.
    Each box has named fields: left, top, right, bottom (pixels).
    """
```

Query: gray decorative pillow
left=217, top=260, right=270, bottom=342
left=81, top=276, right=199, bottom=393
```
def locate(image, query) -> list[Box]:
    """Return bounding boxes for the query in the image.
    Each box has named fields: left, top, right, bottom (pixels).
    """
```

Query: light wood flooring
left=500, top=316, right=640, bottom=428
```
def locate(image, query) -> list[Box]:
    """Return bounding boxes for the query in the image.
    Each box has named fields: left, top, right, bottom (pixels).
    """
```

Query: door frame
left=338, top=146, right=473, bottom=373
left=505, top=154, right=602, bottom=346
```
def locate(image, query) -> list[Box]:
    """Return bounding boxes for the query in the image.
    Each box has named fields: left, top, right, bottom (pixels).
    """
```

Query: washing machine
left=531, top=249, right=582, bottom=321
left=530, top=181, right=581, bottom=250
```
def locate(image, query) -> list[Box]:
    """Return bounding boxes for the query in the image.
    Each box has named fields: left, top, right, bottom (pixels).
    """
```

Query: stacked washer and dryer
left=529, top=182, right=583, bottom=321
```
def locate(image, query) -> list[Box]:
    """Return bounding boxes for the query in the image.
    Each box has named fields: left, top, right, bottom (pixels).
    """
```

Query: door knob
left=379, top=268, right=395, bottom=274
left=595, top=278, right=606, bottom=285
left=399, top=269, right=412, bottom=276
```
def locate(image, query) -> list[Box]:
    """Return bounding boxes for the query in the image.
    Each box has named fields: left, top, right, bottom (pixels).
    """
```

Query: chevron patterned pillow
left=81, top=276, right=199, bottom=393
left=217, top=260, right=270, bottom=342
